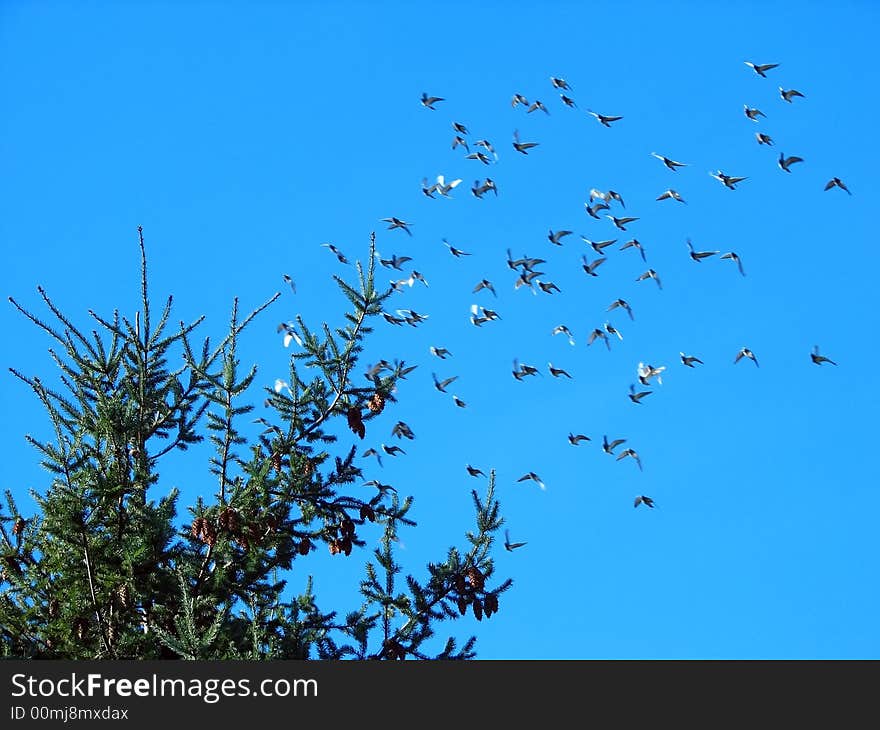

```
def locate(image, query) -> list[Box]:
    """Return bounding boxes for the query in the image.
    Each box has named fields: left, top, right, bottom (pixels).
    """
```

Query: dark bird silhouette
left=581, top=236, right=617, bottom=255
left=322, top=242, right=349, bottom=263
left=550, top=76, right=571, bottom=90
left=552, top=324, right=576, bottom=345
left=745, top=61, right=779, bottom=77
left=527, top=99, right=550, bottom=114
left=778, top=152, right=804, bottom=172
left=504, top=529, right=528, bottom=551
left=607, top=215, right=639, bottom=231
left=452, top=395, right=467, bottom=408
left=628, top=384, right=652, bottom=404
left=734, top=347, right=759, bottom=368
left=744, top=105, right=766, bottom=121
left=687, top=238, right=719, bottom=262
left=548, top=228, right=573, bottom=246
left=779, top=86, right=805, bottom=103
left=560, top=93, right=577, bottom=108
left=282, top=274, right=296, bottom=293
left=607, top=298, right=634, bottom=320
left=619, top=238, right=647, bottom=262
left=587, top=110, right=623, bottom=127
left=651, top=152, right=688, bottom=171
left=656, top=189, right=686, bottom=203
left=636, top=269, right=662, bottom=289
left=680, top=352, right=704, bottom=368
left=720, top=251, right=746, bottom=276
left=513, top=129, right=539, bottom=154
left=511, top=93, right=529, bottom=108
left=602, top=435, right=626, bottom=455
left=420, top=92, right=444, bottom=109
left=516, top=472, right=546, bottom=490
left=634, top=495, right=655, bottom=509
left=755, top=132, right=774, bottom=146
left=617, top=448, right=643, bottom=471
left=824, top=177, right=851, bottom=195
left=443, top=239, right=471, bottom=257
left=391, top=421, right=415, bottom=440
left=568, top=433, right=591, bottom=445
left=473, top=279, right=497, bottom=297
left=382, top=217, right=413, bottom=235
left=466, top=464, right=486, bottom=478
left=587, top=328, right=610, bottom=350
left=584, top=200, right=611, bottom=219
left=710, top=170, right=748, bottom=190
left=810, top=346, right=837, bottom=366
left=581, top=254, right=607, bottom=277
left=548, top=362, right=572, bottom=378
left=430, top=346, right=452, bottom=359
left=466, top=151, right=492, bottom=165
left=432, top=373, right=458, bottom=392
left=382, top=443, right=405, bottom=457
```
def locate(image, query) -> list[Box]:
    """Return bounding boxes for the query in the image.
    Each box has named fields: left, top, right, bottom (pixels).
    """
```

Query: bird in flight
left=552, top=324, right=576, bottom=346
left=779, top=87, right=805, bottom=103
left=432, top=373, right=458, bottom=392
left=720, top=251, right=746, bottom=276
left=466, top=151, right=492, bottom=165
left=560, top=93, right=577, bottom=108
left=504, top=529, right=528, bottom=551
left=382, top=217, right=413, bottom=235
left=513, top=129, right=540, bottom=155
left=604, top=322, right=623, bottom=341
left=636, top=268, right=662, bottom=289
left=451, top=135, right=469, bottom=153
left=634, top=495, right=655, bottom=509
left=637, top=362, right=666, bottom=386
left=382, top=443, right=405, bottom=457
left=710, top=170, right=748, bottom=190
left=587, top=110, right=623, bottom=127
left=680, top=352, right=704, bottom=368
left=824, top=177, right=851, bottom=195
left=391, top=421, right=415, bottom=440
left=810, top=346, right=837, bottom=366
left=452, top=121, right=469, bottom=135
left=778, top=153, right=804, bottom=173
left=376, top=253, right=413, bottom=271
left=548, top=228, right=573, bottom=246
left=527, top=99, right=550, bottom=115
left=537, top=280, right=561, bottom=295
left=466, top=464, right=485, bottom=478
left=452, top=395, right=467, bottom=408
left=548, top=362, right=572, bottom=378
left=511, top=93, right=529, bottom=108
left=734, top=347, right=760, bottom=368
left=550, top=76, right=571, bottom=90
left=744, top=105, right=766, bottom=122
left=282, top=274, right=296, bottom=294
left=430, top=346, right=452, bottom=359
left=516, top=472, right=546, bottom=490
left=420, top=92, right=444, bottom=109
left=433, top=175, right=463, bottom=198
left=443, top=239, right=471, bottom=257
left=657, top=189, right=686, bottom=204
left=628, top=384, right=652, bottom=404
left=744, top=61, right=779, bottom=77
left=687, top=238, right=719, bottom=262
left=651, top=152, right=688, bottom=171
left=755, top=132, right=774, bottom=146
left=322, top=242, right=349, bottom=264
left=582, top=236, right=617, bottom=255
left=607, top=298, right=634, bottom=320
left=620, top=238, right=647, bottom=262
left=587, top=327, right=611, bottom=350
left=473, top=279, right=497, bottom=296
left=568, top=433, right=591, bottom=445
left=581, top=254, right=607, bottom=277
left=617, top=448, right=643, bottom=471
left=602, top=435, right=626, bottom=455
left=584, top=200, right=611, bottom=219
left=607, top=215, right=639, bottom=231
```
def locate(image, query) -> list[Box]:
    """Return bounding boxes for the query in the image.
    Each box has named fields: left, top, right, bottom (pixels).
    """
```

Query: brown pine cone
left=347, top=407, right=366, bottom=439
left=457, top=596, right=469, bottom=616
left=472, top=599, right=483, bottom=621
left=218, top=507, right=240, bottom=534
left=12, top=517, right=25, bottom=536
left=271, top=451, right=283, bottom=474
left=359, top=505, right=375, bottom=522
left=298, top=537, right=311, bottom=555
left=367, top=392, right=386, bottom=414
left=466, top=566, right=485, bottom=592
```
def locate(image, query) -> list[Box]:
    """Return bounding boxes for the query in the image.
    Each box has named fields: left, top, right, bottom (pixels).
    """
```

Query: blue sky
left=2, top=0, right=878, bottom=659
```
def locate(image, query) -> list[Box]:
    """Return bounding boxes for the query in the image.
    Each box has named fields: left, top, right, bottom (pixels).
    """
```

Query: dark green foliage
left=1, top=227, right=510, bottom=659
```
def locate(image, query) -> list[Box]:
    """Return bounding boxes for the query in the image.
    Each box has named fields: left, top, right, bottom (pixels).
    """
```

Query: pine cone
left=484, top=594, right=498, bottom=618
left=341, top=536, right=352, bottom=556
left=298, top=537, right=311, bottom=556
left=12, top=517, right=25, bottom=536
left=454, top=574, right=466, bottom=593
left=472, top=599, right=483, bottom=621
left=340, top=517, right=355, bottom=538
left=466, top=566, right=485, bottom=592
left=347, top=407, right=366, bottom=439
left=271, top=451, right=283, bottom=474
left=457, top=596, right=469, bottom=616
left=359, top=505, right=375, bottom=522
left=367, top=392, right=386, bottom=414
left=191, top=517, right=208, bottom=541
left=218, top=507, right=240, bottom=534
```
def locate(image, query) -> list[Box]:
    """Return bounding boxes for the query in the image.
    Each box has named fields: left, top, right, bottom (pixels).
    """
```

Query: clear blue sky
left=2, top=0, right=878, bottom=659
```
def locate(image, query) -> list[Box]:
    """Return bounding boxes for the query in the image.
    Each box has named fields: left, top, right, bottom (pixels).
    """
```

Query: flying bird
left=755, top=132, right=774, bottom=146
left=511, top=93, right=529, bottom=108
left=548, top=228, right=573, bottom=246
left=720, top=251, right=746, bottom=276
left=628, top=384, right=652, bottom=404
left=432, top=373, right=458, bottom=392
left=656, top=189, right=686, bottom=204
left=687, top=238, right=719, bottom=262
left=526, top=99, right=550, bottom=114
left=607, top=298, right=634, bottom=320
left=550, top=76, right=571, bottom=90
left=452, top=395, right=467, bottom=408
left=560, top=93, right=577, bottom=108
left=376, top=253, right=413, bottom=270
left=619, top=238, right=647, bottom=262
left=430, top=346, right=452, bottom=359
left=322, top=243, right=349, bottom=264
left=616, top=448, right=643, bottom=471
left=581, top=254, right=607, bottom=277
left=581, top=236, right=617, bottom=255
left=637, top=362, right=666, bottom=385
left=282, top=274, right=296, bottom=294
left=810, top=346, right=837, bottom=366
left=420, top=92, right=444, bottom=109
left=636, top=269, right=662, bottom=289
left=443, top=239, right=471, bottom=257
left=602, top=435, right=626, bottom=455
left=734, top=347, right=760, bottom=368
left=504, top=529, right=528, bottom=551
left=710, top=170, right=748, bottom=190
left=651, top=152, right=688, bottom=171
left=634, top=495, right=655, bottom=509
left=607, top=215, right=639, bottom=231
left=381, top=217, right=414, bottom=235
left=381, top=443, right=406, bottom=457
left=552, top=324, right=576, bottom=346
left=391, top=421, right=415, bottom=440
left=604, top=322, right=623, bottom=341
left=584, top=200, right=611, bottom=219
left=548, top=362, right=572, bottom=378
left=680, top=352, right=704, bottom=368
left=778, top=152, right=804, bottom=173
left=587, top=328, right=611, bottom=350
left=824, top=177, right=851, bottom=195
left=466, top=151, right=492, bottom=165
left=516, top=472, right=546, bottom=490
left=362, top=448, right=383, bottom=467
left=568, top=433, right=591, bottom=445
left=473, top=279, right=497, bottom=296
left=434, top=175, right=463, bottom=197
left=744, top=61, right=779, bottom=77
left=452, top=121, right=469, bottom=135
left=466, top=464, right=486, bottom=477
left=744, top=105, right=766, bottom=121
left=277, top=321, right=303, bottom=348
left=513, top=129, right=539, bottom=154
left=451, top=135, right=469, bottom=153
left=779, top=87, right=805, bottom=103
left=587, top=110, right=623, bottom=127
left=537, top=280, right=561, bottom=294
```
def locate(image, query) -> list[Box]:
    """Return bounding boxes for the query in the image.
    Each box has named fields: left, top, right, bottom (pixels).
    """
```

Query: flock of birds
left=281, top=62, right=846, bottom=533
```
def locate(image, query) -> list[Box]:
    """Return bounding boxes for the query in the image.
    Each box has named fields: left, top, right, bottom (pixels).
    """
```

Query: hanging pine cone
left=359, top=505, right=375, bottom=522
left=328, top=539, right=341, bottom=555
left=457, top=596, right=469, bottom=616
left=340, top=536, right=353, bottom=556
left=191, top=517, right=207, bottom=540
left=466, top=566, right=485, bottom=592
left=298, top=537, right=311, bottom=555
left=483, top=594, right=498, bottom=618
left=367, top=392, right=386, bottom=414
left=271, top=450, right=283, bottom=474
left=218, top=507, right=240, bottom=534
left=340, top=517, right=355, bottom=538
left=454, top=574, right=466, bottom=593
left=472, top=598, right=483, bottom=621
left=12, top=517, right=25, bottom=536
left=347, top=407, right=366, bottom=439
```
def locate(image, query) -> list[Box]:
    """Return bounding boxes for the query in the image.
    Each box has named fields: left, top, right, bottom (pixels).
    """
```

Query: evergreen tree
left=1, top=227, right=511, bottom=659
